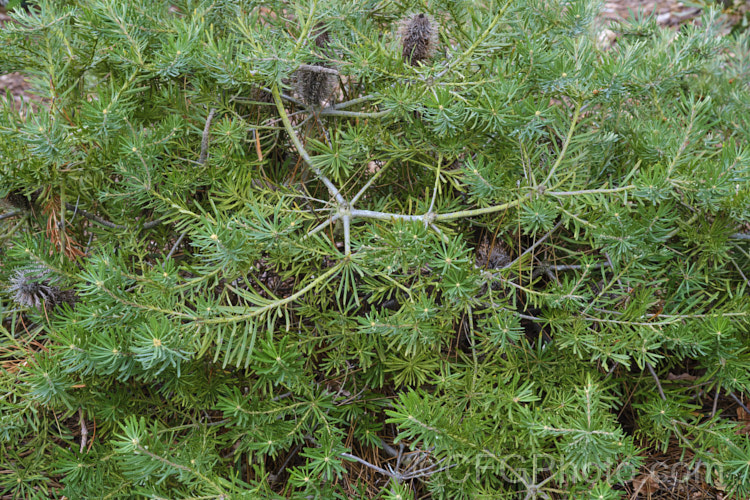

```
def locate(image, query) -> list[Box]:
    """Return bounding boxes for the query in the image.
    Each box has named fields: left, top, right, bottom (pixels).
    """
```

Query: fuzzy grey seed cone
left=7, top=269, right=77, bottom=311
left=399, top=13, right=439, bottom=65
left=8, top=269, right=56, bottom=309
left=294, top=67, right=338, bottom=107
left=294, top=24, right=338, bottom=107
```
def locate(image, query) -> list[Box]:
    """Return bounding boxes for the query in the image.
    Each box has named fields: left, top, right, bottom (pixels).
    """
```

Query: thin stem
left=332, top=94, right=375, bottom=109
left=200, top=260, right=345, bottom=324
left=711, top=385, right=720, bottom=419
left=435, top=194, right=530, bottom=221
left=342, top=214, right=351, bottom=255
left=260, top=86, right=302, bottom=106
left=135, top=445, right=226, bottom=495
left=381, top=439, right=399, bottom=459
left=79, top=408, right=88, bottom=454
left=545, top=185, right=634, bottom=196
left=729, top=257, right=750, bottom=288
left=542, top=102, right=581, bottom=186
left=430, top=223, right=449, bottom=242
left=502, top=221, right=562, bottom=270
left=730, top=393, right=750, bottom=415
left=436, top=2, right=510, bottom=78
left=582, top=311, right=748, bottom=326
left=350, top=159, right=394, bottom=206
left=318, top=109, right=391, bottom=118
left=349, top=209, right=423, bottom=222
left=142, top=218, right=163, bottom=229
left=293, top=0, right=318, bottom=51
left=199, top=108, right=217, bottom=165
left=347, top=195, right=527, bottom=223
left=272, top=85, right=346, bottom=206
left=64, top=202, right=163, bottom=230
left=60, top=176, right=67, bottom=251
left=296, top=63, right=338, bottom=75
left=665, top=101, right=697, bottom=179
left=426, top=155, right=442, bottom=225
left=271, top=444, right=302, bottom=482
left=0, top=211, right=23, bottom=221
left=402, top=461, right=453, bottom=480
left=665, top=212, right=699, bottom=239
left=64, top=202, right=125, bottom=229
left=341, top=452, right=396, bottom=479
left=646, top=362, right=667, bottom=401
left=548, top=262, right=609, bottom=271
left=165, top=231, right=187, bottom=262
left=305, top=214, right=339, bottom=239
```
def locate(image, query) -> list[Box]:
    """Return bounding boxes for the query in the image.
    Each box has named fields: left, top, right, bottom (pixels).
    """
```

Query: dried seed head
left=294, top=68, right=338, bottom=107
left=7, top=268, right=77, bottom=311
left=8, top=269, right=56, bottom=309
left=398, top=13, right=439, bottom=65
left=3, top=188, right=42, bottom=211
left=293, top=24, right=338, bottom=107
left=3, top=190, right=31, bottom=211
left=475, top=237, right=511, bottom=270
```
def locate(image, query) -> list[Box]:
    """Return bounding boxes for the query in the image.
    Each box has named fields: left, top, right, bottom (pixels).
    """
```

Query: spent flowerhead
left=7, top=268, right=76, bottom=311
left=398, top=13, right=439, bottom=65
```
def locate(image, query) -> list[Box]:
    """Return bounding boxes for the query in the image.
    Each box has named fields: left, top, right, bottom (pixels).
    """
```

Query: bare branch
left=165, top=231, right=187, bottom=262
left=296, top=63, right=339, bottom=75
left=65, top=202, right=126, bottom=229
left=341, top=452, right=396, bottom=478
left=65, top=202, right=163, bottom=230
left=199, top=108, right=217, bottom=165
left=647, top=362, right=667, bottom=401
left=0, top=211, right=23, bottom=221
left=79, top=408, right=88, bottom=454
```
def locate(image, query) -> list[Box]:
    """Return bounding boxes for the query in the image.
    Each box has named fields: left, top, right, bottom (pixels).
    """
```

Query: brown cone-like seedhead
left=294, top=68, right=338, bottom=107
left=294, top=24, right=338, bottom=107
left=398, top=13, right=439, bottom=65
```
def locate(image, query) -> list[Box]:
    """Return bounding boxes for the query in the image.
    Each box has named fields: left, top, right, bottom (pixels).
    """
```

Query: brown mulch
left=0, top=71, right=35, bottom=111
left=601, top=0, right=703, bottom=26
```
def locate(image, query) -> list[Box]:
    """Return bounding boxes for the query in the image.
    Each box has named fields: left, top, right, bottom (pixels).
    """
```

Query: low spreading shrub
left=1, top=0, right=749, bottom=498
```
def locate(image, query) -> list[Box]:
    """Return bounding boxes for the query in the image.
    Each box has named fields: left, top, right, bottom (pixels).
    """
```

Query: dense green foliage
left=1, top=0, right=750, bottom=498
